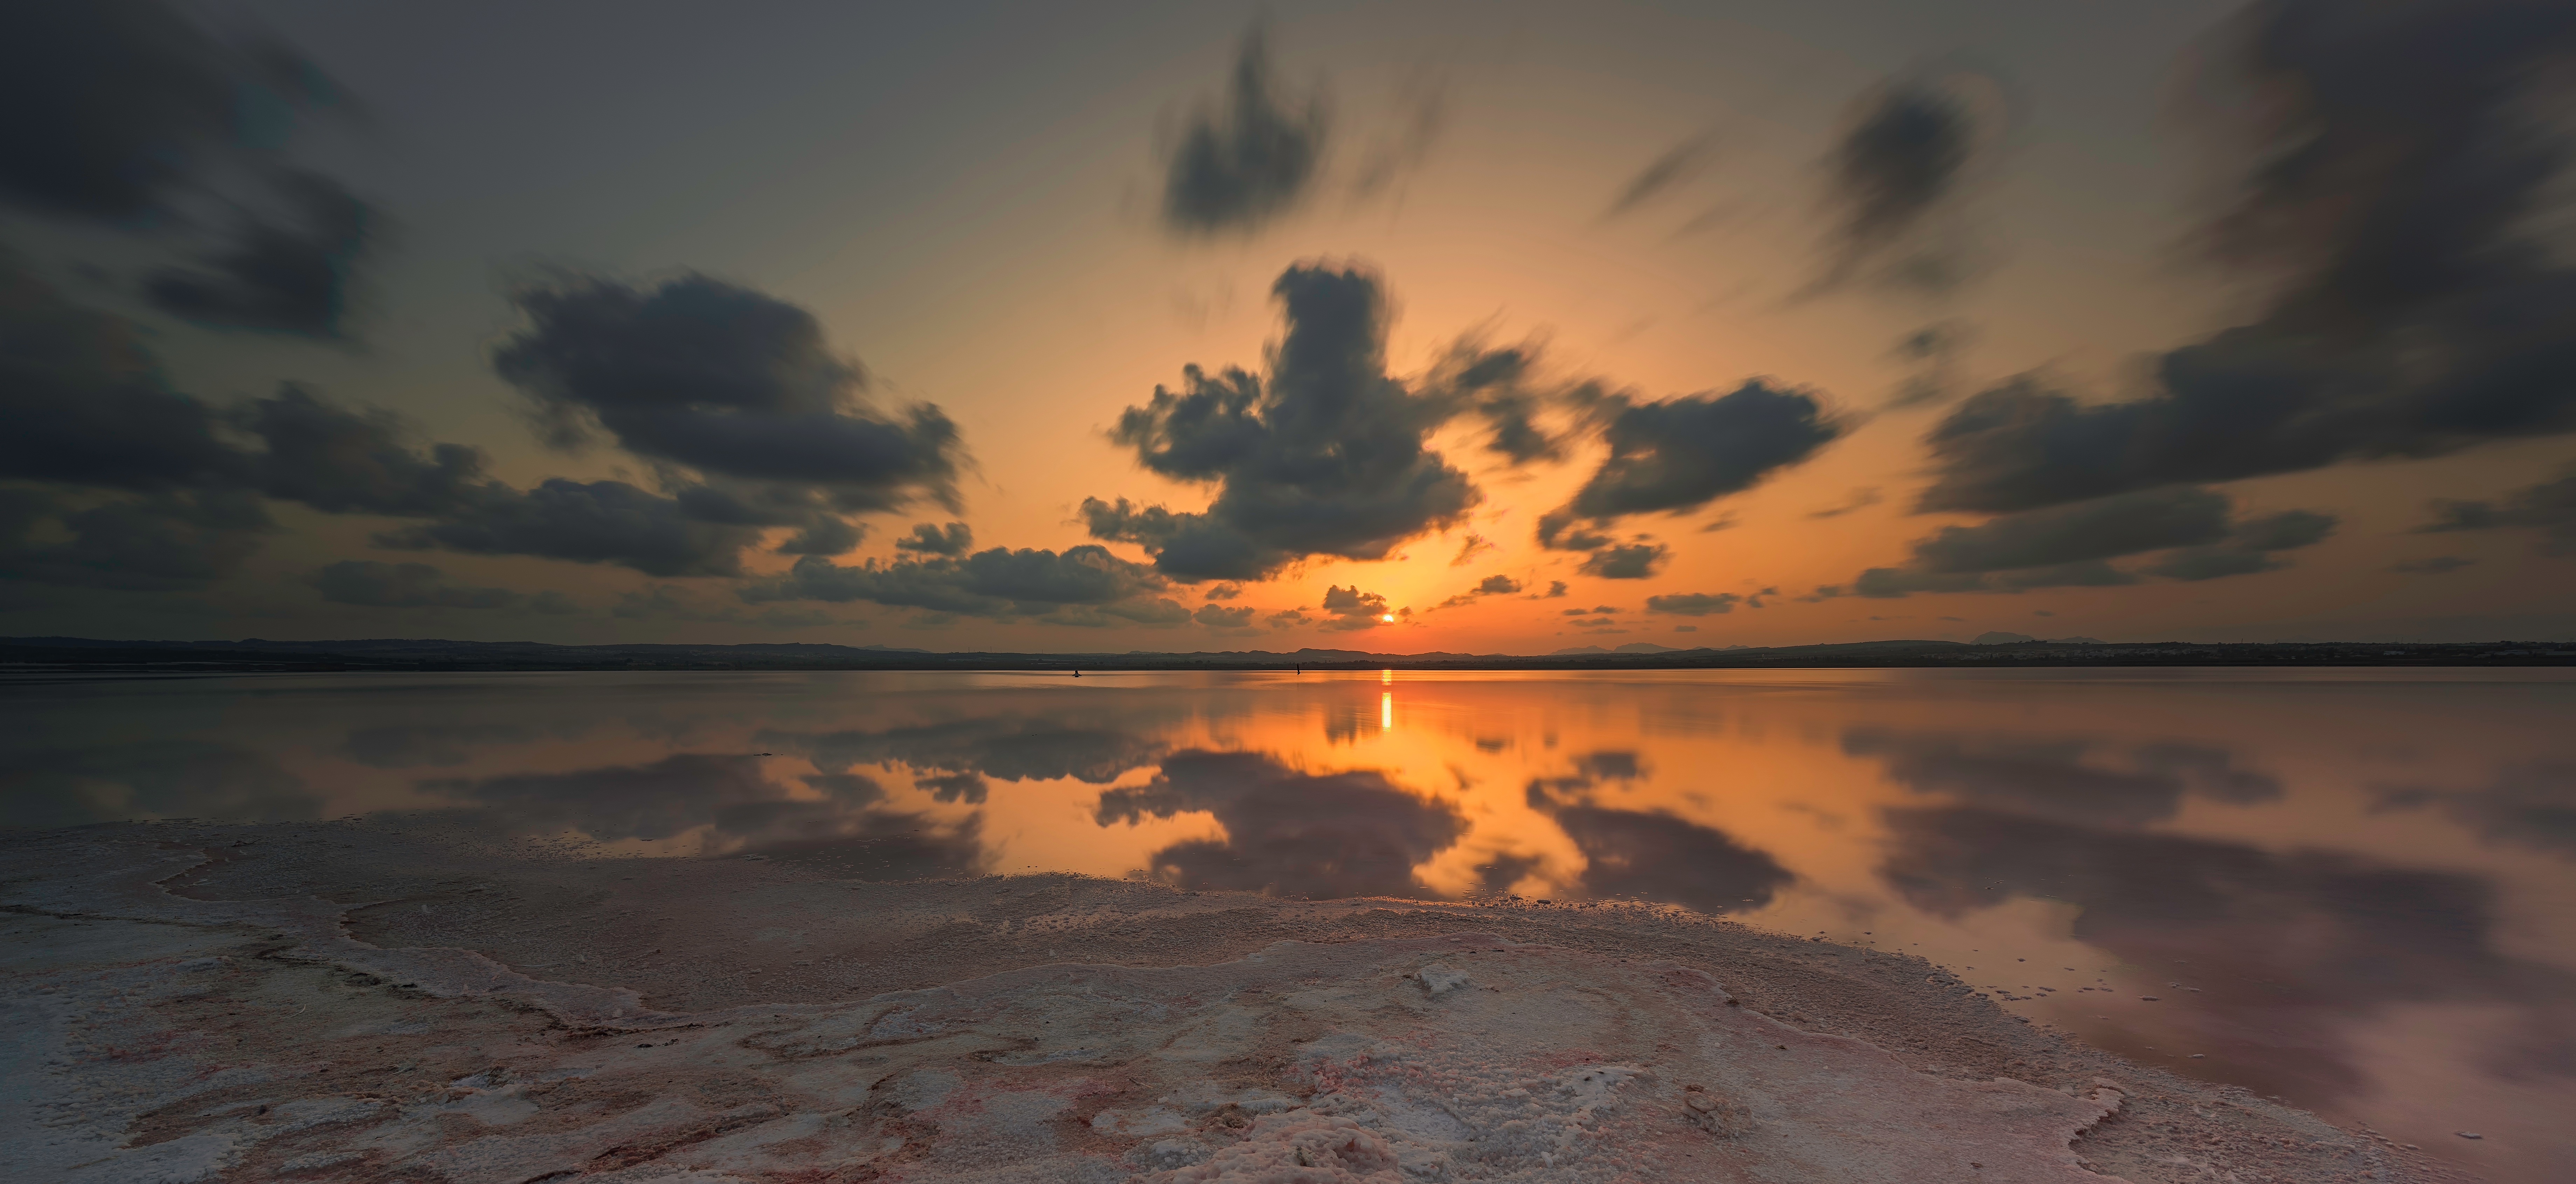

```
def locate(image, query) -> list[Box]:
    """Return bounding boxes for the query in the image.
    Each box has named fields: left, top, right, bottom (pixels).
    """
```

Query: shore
left=4, top=819, right=2467, bottom=1182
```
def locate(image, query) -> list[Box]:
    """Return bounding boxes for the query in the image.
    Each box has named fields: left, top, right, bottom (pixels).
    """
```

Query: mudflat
left=4, top=818, right=2462, bottom=1183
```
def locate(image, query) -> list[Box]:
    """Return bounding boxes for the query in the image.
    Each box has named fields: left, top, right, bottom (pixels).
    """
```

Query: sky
left=5, top=0, right=2576, bottom=652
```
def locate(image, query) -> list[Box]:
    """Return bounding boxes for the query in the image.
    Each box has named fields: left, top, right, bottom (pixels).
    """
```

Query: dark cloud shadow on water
left=337, top=722, right=543, bottom=769
left=1525, top=776, right=1792, bottom=912
left=0, top=741, right=321, bottom=830
left=1843, top=728, right=2281, bottom=827
left=760, top=716, right=1167, bottom=786
left=425, top=753, right=985, bottom=878
left=2375, top=762, right=2576, bottom=861
left=1879, top=806, right=2576, bottom=1105
left=1095, top=750, right=1466, bottom=899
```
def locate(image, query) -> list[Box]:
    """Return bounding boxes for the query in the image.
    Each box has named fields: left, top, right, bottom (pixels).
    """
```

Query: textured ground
left=1, top=818, right=2467, bottom=1182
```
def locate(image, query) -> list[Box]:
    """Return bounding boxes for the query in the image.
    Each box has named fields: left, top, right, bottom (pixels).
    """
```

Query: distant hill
left=6, top=635, right=2567, bottom=671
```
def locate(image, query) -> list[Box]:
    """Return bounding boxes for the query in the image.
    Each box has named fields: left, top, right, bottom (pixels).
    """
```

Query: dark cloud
left=376, top=477, right=763, bottom=578
left=1571, top=751, right=1645, bottom=781
left=1816, top=81, right=1978, bottom=291
left=1318, top=583, right=1393, bottom=631
left=0, top=739, right=319, bottom=830
left=740, top=543, right=1184, bottom=626
left=1194, top=603, right=1255, bottom=629
left=1845, top=728, right=2280, bottom=828
left=2418, top=464, right=2576, bottom=555
left=0, top=486, right=268, bottom=591
left=1450, top=533, right=1497, bottom=566
left=1203, top=581, right=1245, bottom=601
left=1579, top=542, right=1668, bottom=580
left=1848, top=488, right=2335, bottom=596
left=1605, top=132, right=1718, bottom=219
left=1083, top=265, right=1480, bottom=580
left=144, top=170, right=373, bottom=338
left=1432, top=573, right=1521, bottom=610
left=1161, top=30, right=1327, bottom=235
left=894, top=521, right=973, bottom=556
left=1530, top=580, right=1570, bottom=600
left=1646, top=591, right=1739, bottom=616
left=1, top=258, right=249, bottom=491
left=1539, top=381, right=1843, bottom=543
left=918, top=771, right=989, bottom=805
left=1879, top=805, right=2576, bottom=1102
left=1097, top=750, right=1467, bottom=899
left=2389, top=555, right=2477, bottom=575
left=240, top=385, right=494, bottom=516
left=493, top=272, right=964, bottom=554
left=307, top=560, right=521, bottom=610
left=1918, top=1, right=2576, bottom=514
left=1807, top=487, right=1884, bottom=519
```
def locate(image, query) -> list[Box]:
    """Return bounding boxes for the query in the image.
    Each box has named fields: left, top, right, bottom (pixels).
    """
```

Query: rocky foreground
left=3, top=820, right=2459, bottom=1182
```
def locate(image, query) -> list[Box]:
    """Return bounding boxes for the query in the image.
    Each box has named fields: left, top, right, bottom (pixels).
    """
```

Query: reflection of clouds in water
left=337, top=722, right=540, bottom=768
left=918, top=771, right=989, bottom=804
left=1526, top=775, right=1792, bottom=912
left=1571, top=750, right=1647, bottom=782
left=2, top=741, right=321, bottom=829
left=761, top=717, right=1165, bottom=785
left=1879, top=806, right=2576, bottom=1102
left=2376, top=762, right=2576, bottom=859
left=1843, top=729, right=2280, bottom=827
left=1096, top=750, right=1467, bottom=899
left=425, top=754, right=984, bottom=877
left=1470, top=850, right=1548, bottom=895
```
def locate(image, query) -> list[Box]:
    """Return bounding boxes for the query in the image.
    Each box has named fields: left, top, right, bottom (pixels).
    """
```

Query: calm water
left=7, top=668, right=2573, bottom=1177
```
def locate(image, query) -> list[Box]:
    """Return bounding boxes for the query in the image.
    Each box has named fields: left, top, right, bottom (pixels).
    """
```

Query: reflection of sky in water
left=6, top=668, right=2574, bottom=1176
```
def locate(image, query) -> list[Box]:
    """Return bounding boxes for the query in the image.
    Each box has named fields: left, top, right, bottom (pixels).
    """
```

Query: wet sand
left=4, top=819, right=2470, bottom=1182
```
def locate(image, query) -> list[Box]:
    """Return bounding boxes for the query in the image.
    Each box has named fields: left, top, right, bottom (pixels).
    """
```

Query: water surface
left=8, top=667, right=2571, bottom=1177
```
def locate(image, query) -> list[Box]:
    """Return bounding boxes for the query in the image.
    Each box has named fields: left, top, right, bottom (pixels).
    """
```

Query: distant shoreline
left=8, top=634, right=2574, bottom=674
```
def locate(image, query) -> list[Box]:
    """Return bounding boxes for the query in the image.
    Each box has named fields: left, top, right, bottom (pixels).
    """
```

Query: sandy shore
left=3, top=819, right=2466, bottom=1183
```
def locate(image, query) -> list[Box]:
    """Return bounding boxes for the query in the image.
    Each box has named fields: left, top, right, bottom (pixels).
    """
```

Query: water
left=7, top=667, right=2572, bottom=1177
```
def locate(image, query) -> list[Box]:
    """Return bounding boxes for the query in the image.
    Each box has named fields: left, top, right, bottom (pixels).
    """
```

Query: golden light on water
left=1381, top=690, right=1393, bottom=730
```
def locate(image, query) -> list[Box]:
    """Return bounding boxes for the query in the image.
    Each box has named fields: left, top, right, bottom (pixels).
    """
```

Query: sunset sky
left=7, top=0, right=2575, bottom=651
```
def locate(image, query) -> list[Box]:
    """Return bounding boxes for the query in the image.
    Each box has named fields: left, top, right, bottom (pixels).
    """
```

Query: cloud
left=1194, top=603, right=1255, bottom=628
left=238, top=385, right=495, bottom=516
left=1317, top=583, right=1392, bottom=631
left=1529, top=580, right=1570, bottom=600
left=1450, top=533, right=1497, bottom=566
left=2418, top=465, right=2576, bottom=555
left=307, top=560, right=523, bottom=609
left=1432, top=573, right=1522, bottom=610
left=2389, top=555, right=2477, bottom=575
left=1917, top=1, right=2576, bottom=514
left=0, top=487, right=269, bottom=591
left=1203, top=582, right=1245, bottom=600
left=1807, top=487, right=1884, bottom=520
left=1604, top=132, right=1718, bottom=219
left=1578, top=541, right=1669, bottom=579
left=894, top=521, right=972, bottom=556
left=918, top=771, right=988, bottom=804
left=143, top=170, right=374, bottom=338
left=1, top=257, right=250, bottom=491
left=1161, top=29, right=1327, bottom=235
left=1847, top=487, right=2336, bottom=596
left=1083, top=264, right=1480, bottom=580
left=1097, top=749, right=1467, bottom=898
left=1540, top=381, right=1843, bottom=542
left=1815, top=80, right=1979, bottom=292
left=493, top=272, right=964, bottom=552
left=1645, top=592, right=1739, bottom=616
left=376, top=477, right=764, bottom=578
left=739, top=542, right=1184, bottom=626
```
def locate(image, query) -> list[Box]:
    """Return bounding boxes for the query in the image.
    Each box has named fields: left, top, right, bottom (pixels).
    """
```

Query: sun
left=1380, top=614, right=1394, bottom=623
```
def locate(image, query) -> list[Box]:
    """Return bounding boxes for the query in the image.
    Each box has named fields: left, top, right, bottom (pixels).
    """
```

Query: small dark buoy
left=1073, top=669, right=1080, bottom=678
